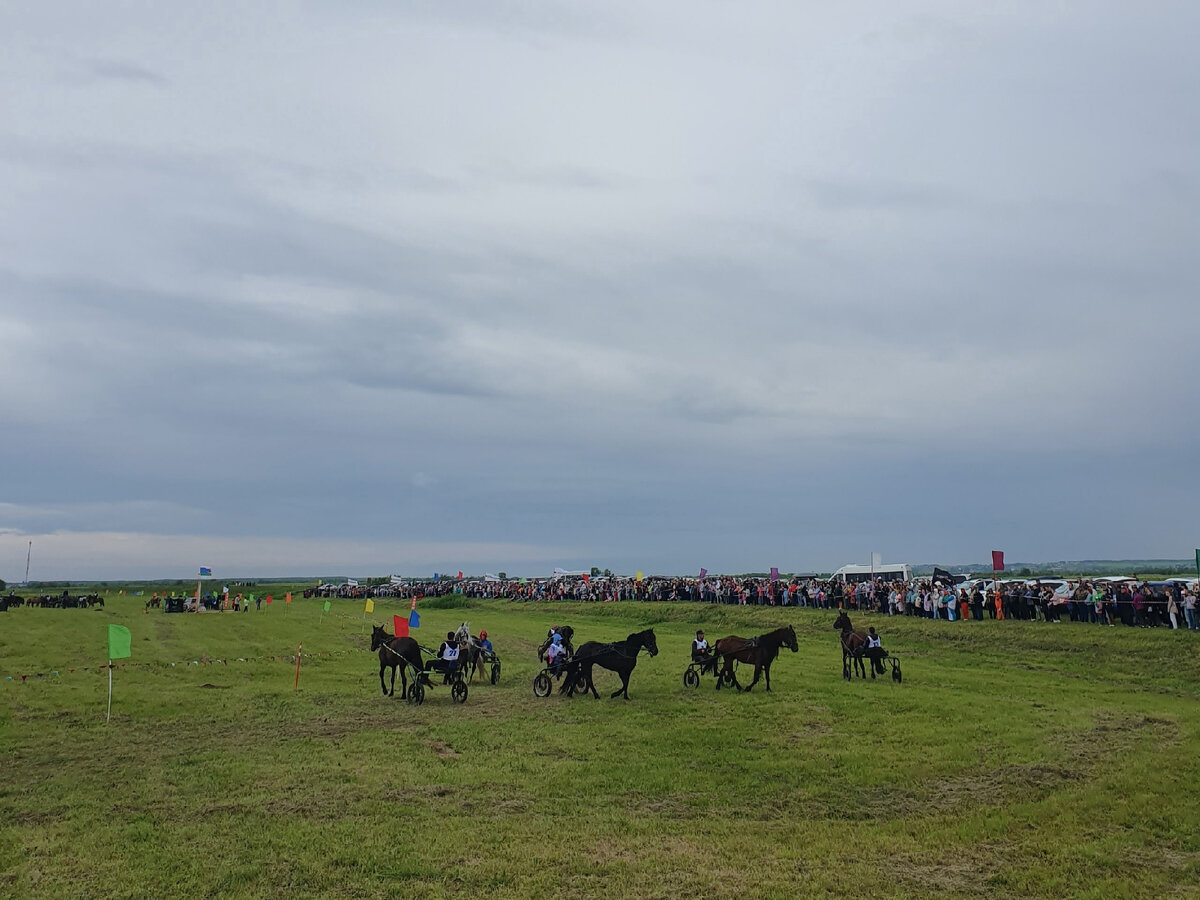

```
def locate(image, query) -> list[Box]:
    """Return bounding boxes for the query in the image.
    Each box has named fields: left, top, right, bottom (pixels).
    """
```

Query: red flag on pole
left=393, top=615, right=409, bottom=638
left=458, top=571, right=463, bottom=580
left=991, top=550, right=1005, bottom=572
left=582, top=573, right=590, bottom=583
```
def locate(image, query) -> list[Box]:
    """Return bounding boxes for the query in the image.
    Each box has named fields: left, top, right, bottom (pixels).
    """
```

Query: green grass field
left=3, top=590, right=1199, bottom=899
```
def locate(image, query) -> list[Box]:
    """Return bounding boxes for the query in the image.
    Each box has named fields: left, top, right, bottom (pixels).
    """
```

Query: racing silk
left=867, top=635, right=882, bottom=649
left=478, top=638, right=493, bottom=654
left=546, top=642, right=565, bottom=662
left=441, top=642, right=460, bottom=662
left=692, top=638, right=709, bottom=653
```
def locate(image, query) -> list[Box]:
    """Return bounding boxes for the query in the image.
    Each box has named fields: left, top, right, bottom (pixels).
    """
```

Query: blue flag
left=409, top=611, right=420, bottom=628
left=199, top=566, right=212, bottom=576
left=433, top=573, right=439, bottom=582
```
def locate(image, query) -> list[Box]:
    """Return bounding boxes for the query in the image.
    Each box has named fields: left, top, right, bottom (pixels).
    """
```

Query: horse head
left=370, top=624, right=387, bottom=651
left=833, top=612, right=852, bottom=634
left=638, top=628, right=658, bottom=657
left=782, top=624, right=799, bottom=653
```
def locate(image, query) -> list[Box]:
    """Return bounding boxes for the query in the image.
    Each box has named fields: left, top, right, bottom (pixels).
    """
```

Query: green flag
left=107, top=624, right=132, bottom=660
left=323, top=600, right=331, bottom=613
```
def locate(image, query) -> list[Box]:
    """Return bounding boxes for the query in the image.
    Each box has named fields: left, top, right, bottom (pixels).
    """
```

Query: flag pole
left=107, top=659, right=113, bottom=723
left=293, top=642, right=302, bottom=691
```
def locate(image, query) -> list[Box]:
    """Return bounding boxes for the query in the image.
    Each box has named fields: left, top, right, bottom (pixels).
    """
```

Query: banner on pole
left=636, top=571, right=643, bottom=582
left=107, top=624, right=132, bottom=660
left=365, top=599, right=375, bottom=614
left=393, top=615, right=409, bottom=637
left=409, top=610, right=420, bottom=628
left=699, top=568, right=707, bottom=580
left=322, top=600, right=332, bottom=613
left=991, top=550, right=1005, bottom=572
left=769, top=567, right=779, bottom=582
left=199, top=567, right=212, bottom=577
left=285, top=593, right=292, bottom=604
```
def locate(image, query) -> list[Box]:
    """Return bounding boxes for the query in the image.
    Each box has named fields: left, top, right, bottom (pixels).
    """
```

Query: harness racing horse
left=371, top=624, right=427, bottom=699
left=714, top=625, right=799, bottom=692
left=454, top=622, right=491, bottom=683
left=537, top=625, right=575, bottom=662
left=562, top=629, right=658, bottom=700
left=833, top=611, right=882, bottom=680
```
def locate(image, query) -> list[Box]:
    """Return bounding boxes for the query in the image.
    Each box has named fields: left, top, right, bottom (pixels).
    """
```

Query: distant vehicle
left=833, top=563, right=912, bottom=584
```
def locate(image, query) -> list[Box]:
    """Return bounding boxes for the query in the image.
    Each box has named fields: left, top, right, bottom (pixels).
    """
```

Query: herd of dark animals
left=373, top=617, right=894, bottom=700
left=1, top=592, right=104, bottom=610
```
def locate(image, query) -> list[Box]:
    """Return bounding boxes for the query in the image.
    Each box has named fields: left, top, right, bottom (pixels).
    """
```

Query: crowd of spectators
left=304, top=573, right=1199, bottom=631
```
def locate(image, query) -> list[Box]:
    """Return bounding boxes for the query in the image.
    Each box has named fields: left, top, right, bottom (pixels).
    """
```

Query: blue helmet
left=553, top=634, right=562, bottom=645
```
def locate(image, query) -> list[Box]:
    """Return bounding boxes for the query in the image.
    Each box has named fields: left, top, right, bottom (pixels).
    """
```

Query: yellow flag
left=636, top=571, right=643, bottom=582
left=365, top=599, right=374, bottom=614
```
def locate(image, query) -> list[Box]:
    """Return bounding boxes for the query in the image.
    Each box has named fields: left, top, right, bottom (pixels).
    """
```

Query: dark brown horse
left=562, top=629, right=658, bottom=700
left=714, top=625, right=798, bottom=692
left=833, top=611, right=879, bottom=679
left=371, top=624, right=426, bottom=699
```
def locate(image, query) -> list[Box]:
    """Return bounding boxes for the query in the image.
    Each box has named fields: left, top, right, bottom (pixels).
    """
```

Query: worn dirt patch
left=428, top=740, right=460, bottom=759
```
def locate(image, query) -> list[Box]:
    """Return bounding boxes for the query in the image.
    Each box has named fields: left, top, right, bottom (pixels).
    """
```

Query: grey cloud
left=84, top=59, right=169, bottom=86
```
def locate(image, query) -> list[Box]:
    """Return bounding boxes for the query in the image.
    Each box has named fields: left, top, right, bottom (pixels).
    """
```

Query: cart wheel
left=490, top=662, right=501, bottom=685
left=719, top=668, right=735, bottom=687
left=570, top=674, right=590, bottom=695
left=408, top=681, right=425, bottom=706
left=452, top=680, right=468, bottom=703
left=892, top=662, right=902, bottom=683
left=533, top=672, right=552, bottom=697
left=683, top=668, right=700, bottom=688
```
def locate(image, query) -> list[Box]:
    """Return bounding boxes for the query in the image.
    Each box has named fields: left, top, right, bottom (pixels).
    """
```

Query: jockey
left=691, top=630, right=715, bottom=675
left=477, top=630, right=493, bottom=660
left=864, top=626, right=886, bottom=675
left=427, top=631, right=461, bottom=682
left=545, top=632, right=567, bottom=678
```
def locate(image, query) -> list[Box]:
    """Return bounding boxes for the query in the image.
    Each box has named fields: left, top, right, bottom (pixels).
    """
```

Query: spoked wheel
left=569, top=674, right=590, bottom=696
left=683, top=668, right=700, bottom=688
left=451, top=680, right=468, bottom=703
left=892, top=661, right=903, bottom=683
left=490, top=662, right=501, bottom=685
left=407, top=680, right=425, bottom=706
left=719, top=668, right=736, bottom=688
left=533, top=672, right=552, bottom=697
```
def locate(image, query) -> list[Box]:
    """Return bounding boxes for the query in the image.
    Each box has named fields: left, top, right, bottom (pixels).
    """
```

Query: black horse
left=537, top=625, right=575, bottom=662
left=713, top=624, right=798, bottom=692
left=562, top=629, right=658, bottom=700
left=371, top=624, right=426, bottom=699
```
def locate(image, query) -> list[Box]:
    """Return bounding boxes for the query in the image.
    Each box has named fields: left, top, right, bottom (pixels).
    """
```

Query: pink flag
left=991, top=550, right=1005, bottom=572
left=769, top=567, right=779, bottom=582
left=393, top=615, right=409, bottom=638
left=699, top=568, right=707, bottom=579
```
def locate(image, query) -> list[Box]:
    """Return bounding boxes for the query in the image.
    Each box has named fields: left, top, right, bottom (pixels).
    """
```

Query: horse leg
left=611, top=668, right=631, bottom=700
left=842, top=649, right=851, bottom=681
left=764, top=663, right=772, bottom=692
left=379, top=662, right=389, bottom=695
left=744, top=664, right=762, bottom=692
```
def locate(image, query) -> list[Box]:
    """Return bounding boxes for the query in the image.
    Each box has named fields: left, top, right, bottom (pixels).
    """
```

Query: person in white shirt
left=691, top=630, right=715, bottom=675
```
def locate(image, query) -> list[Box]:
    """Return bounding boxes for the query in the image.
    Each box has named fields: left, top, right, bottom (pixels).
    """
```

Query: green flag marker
left=323, top=600, right=332, bottom=613
left=107, top=624, right=132, bottom=660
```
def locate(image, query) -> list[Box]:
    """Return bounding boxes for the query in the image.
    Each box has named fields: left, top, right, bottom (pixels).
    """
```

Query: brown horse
left=833, top=611, right=880, bottom=679
left=371, top=624, right=426, bottom=699
left=713, top=625, right=798, bottom=692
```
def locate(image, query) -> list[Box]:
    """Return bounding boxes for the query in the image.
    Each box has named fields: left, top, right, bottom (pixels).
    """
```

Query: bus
left=832, top=563, right=913, bottom=584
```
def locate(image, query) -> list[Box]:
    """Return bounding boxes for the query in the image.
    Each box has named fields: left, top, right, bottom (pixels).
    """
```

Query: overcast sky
left=2, top=2, right=1197, bottom=581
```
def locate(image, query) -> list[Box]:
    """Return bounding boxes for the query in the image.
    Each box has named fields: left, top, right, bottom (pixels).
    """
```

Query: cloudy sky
left=2, top=2, right=1197, bottom=580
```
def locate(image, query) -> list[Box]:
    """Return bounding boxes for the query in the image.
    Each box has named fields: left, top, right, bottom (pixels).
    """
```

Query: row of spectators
left=301, top=573, right=1199, bottom=631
